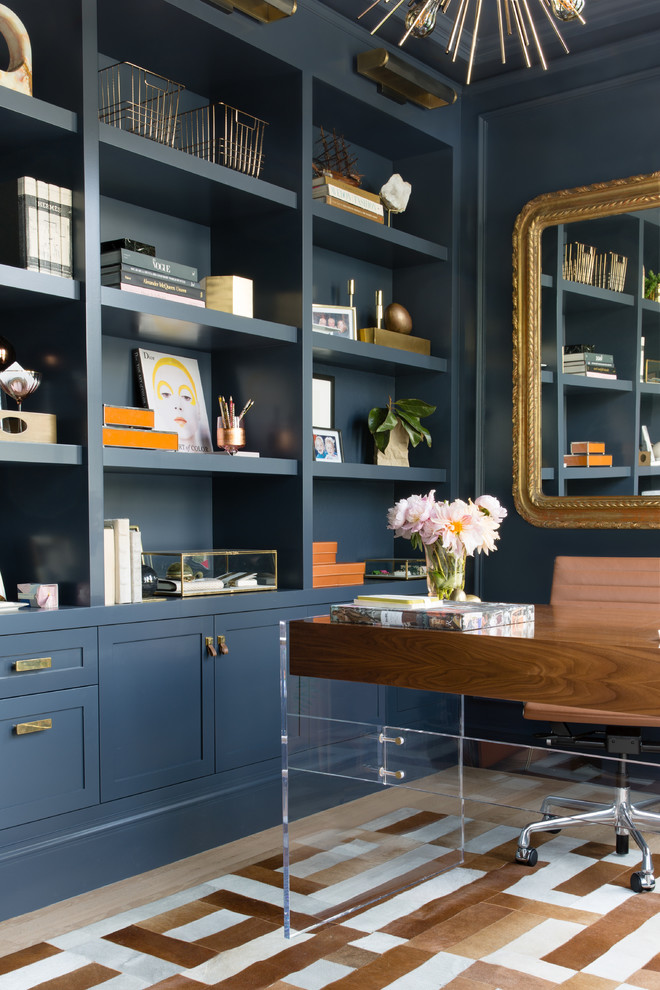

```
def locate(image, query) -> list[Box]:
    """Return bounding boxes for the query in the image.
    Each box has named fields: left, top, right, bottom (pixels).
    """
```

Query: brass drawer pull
left=14, top=719, right=52, bottom=735
left=13, top=657, right=52, bottom=672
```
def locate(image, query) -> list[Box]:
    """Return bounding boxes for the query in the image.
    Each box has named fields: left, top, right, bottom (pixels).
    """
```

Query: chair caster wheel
left=616, top=833, right=629, bottom=855
left=515, top=846, right=538, bottom=867
left=630, top=871, right=655, bottom=893
left=542, top=813, right=561, bottom=835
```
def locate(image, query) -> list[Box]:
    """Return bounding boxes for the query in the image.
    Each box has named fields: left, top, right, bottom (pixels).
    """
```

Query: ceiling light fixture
left=358, top=0, right=586, bottom=85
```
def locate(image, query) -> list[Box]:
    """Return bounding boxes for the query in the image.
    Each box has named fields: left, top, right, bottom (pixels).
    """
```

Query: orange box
left=313, top=562, right=366, bottom=577
left=313, top=572, right=365, bottom=588
left=102, top=426, right=178, bottom=451
left=103, top=404, right=155, bottom=429
left=569, top=441, right=606, bottom=455
left=563, top=453, right=612, bottom=467
left=312, top=551, right=336, bottom=564
left=313, top=541, right=338, bottom=554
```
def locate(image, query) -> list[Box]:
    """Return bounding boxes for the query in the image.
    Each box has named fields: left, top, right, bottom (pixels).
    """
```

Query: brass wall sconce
left=202, top=0, right=296, bottom=21
left=356, top=48, right=457, bottom=108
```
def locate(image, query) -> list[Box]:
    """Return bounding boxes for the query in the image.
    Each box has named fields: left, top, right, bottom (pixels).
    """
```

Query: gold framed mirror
left=513, top=170, right=660, bottom=528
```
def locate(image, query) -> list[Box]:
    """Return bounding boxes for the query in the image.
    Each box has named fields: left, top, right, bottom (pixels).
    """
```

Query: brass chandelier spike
left=358, top=0, right=586, bottom=84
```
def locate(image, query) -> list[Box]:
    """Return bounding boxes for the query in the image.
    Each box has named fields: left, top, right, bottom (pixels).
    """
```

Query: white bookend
left=17, top=176, right=39, bottom=271
left=59, top=185, right=73, bottom=278
left=105, top=518, right=131, bottom=604
left=47, top=182, right=62, bottom=276
left=103, top=524, right=116, bottom=606
left=129, top=525, right=143, bottom=603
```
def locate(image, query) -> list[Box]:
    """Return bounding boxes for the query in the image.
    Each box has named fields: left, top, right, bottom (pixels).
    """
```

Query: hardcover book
left=102, top=262, right=199, bottom=288
left=133, top=347, right=213, bottom=453
left=100, top=247, right=197, bottom=282
left=102, top=269, right=204, bottom=299
left=0, top=176, right=39, bottom=271
left=108, top=282, right=205, bottom=308
left=330, top=600, right=535, bottom=631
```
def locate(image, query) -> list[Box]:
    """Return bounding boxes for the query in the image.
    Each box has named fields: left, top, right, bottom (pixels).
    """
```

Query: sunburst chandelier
left=358, top=0, right=586, bottom=84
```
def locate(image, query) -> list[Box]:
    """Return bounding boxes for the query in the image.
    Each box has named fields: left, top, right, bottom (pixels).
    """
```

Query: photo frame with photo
left=312, top=304, right=357, bottom=340
left=313, top=427, right=343, bottom=462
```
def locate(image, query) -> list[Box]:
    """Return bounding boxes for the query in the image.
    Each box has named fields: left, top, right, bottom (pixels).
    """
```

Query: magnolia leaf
left=394, top=398, right=436, bottom=419
left=398, top=415, right=423, bottom=447
left=367, top=407, right=388, bottom=433
left=374, top=430, right=391, bottom=452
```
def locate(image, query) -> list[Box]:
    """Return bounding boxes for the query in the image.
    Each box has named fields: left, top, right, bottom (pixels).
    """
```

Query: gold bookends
left=356, top=49, right=456, bottom=109
left=223, top=0, right=297, bottom=22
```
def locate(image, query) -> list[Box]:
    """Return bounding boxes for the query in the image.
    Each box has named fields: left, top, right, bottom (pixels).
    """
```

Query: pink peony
left=387, top=490, right=506, bottom=556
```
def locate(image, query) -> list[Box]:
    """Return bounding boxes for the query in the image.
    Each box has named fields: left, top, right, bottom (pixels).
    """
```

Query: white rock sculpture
left=0, top=5, right=31, bottom=96
left=380, top=173, right=412, bottom=214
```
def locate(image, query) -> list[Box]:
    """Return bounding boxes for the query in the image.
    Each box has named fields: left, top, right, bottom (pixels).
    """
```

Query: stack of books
left=330, top=595, right=535, bottom=632
left=563, top=440, right=613, bottom=467
left=104, top=517, right=144, bottom=605
left=101, top=241, right=206, bottom=308
left=312, top=173, right=384, bottom=224
left=562, top=345, right=616, bottom=379
left=0, top=176, right=73, bottom=277
left=313, top=541, right=365, bottom=587
left=102, top=404, right=178, bottom=451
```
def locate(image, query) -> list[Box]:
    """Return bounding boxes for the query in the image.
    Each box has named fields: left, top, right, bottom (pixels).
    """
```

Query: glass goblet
left=0, top=368, right=42, bottom=411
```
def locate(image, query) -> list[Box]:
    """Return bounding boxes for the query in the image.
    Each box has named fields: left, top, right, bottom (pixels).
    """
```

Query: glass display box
left=143, top=550, right=277, bottom=596
left=364, top=557, right=427, bottom=579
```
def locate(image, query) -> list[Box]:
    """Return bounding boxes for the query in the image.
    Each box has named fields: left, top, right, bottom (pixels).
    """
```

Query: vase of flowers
left=386, top=490, right=507, bottom=600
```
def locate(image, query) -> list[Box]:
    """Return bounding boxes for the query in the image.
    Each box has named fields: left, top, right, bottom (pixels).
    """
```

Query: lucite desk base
left=280, top=622, right=660, bottom=938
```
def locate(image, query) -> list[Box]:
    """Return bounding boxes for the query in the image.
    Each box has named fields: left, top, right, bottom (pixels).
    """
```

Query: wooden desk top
left=288, top=603, right=660, bottom=716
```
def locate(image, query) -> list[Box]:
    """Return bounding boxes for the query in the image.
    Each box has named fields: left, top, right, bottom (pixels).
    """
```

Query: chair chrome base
left=515, top=785, right=660, bottom=892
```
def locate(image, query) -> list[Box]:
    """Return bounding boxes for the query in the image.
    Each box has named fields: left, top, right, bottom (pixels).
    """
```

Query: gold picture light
left=359, top=0, right=586, bottom=84
left=356, top=48, right=457, bottom=107
left=202, top=0, right=296, bottom=21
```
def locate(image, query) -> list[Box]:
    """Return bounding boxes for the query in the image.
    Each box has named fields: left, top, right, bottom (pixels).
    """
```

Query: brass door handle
left=205, top=636, right=218, bottom=657
left=13, top=657, right=52, bottom=672
left=14, top=719, right=52, bottom=735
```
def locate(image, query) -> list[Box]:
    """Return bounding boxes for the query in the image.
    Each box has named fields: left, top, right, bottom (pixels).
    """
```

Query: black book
left=101, top=237, right=156, bottom=256
left=102, top=269, right=205, bottom=300
left=101, top=262, right=199, bottom=289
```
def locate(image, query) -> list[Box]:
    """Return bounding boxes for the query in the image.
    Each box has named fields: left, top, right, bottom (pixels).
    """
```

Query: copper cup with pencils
left=217, top=395, right=254, bottom=454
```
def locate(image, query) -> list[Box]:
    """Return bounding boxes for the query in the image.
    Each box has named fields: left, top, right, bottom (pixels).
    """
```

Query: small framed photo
left=312, top=304, right=357, bottom=340
left=313, top=428, right=343, bottom=462
left=312, top=375, right=334, bottom=429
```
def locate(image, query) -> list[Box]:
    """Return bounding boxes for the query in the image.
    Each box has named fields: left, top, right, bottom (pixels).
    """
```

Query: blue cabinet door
left=99, top=616, right=214, bottom=801
left=0, top=686, right=99, bottom=829
left=214, top=609, right=289, bottom=772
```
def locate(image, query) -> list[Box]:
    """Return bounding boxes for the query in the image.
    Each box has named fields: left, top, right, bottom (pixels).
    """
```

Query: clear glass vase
left=423, top=541, right=466, bottom=599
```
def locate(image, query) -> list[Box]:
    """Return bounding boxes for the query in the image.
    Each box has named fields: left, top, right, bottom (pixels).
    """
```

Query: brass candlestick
left=347, top=279, right=355, bottom=309
left=375, top=290, right=383, bottom=329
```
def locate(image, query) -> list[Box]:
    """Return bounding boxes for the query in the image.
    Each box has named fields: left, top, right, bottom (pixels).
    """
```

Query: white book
left=129, top=526, right=143, bottom=603
left=60, top=185, right=73, bottom=278
left=35, top=179, right=52, bottom=274
left=47, top=182, right=62, bottom=276
left=312, top=183, right=384, bottom=216
left=103, top=525, right=116, bottom=606
left=105, top=517, right=131, bottom=604
left=17, top=176, right=39, bottom=271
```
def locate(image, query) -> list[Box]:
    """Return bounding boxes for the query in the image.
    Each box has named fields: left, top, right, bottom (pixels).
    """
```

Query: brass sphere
left=384, top=303, right=413, bottom=335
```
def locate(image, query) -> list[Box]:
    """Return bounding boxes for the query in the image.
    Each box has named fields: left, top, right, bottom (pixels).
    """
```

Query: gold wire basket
left=176, top=102, right=268, bottom=178
left=98, top=62, right=184, bottom=147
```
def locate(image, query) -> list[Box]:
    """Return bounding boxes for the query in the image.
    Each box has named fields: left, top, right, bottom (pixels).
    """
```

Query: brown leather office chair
left=515, top=556, right=660, bottom=893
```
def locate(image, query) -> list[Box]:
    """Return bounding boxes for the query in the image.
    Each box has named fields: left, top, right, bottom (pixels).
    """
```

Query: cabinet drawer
left=0, top=628, right=98, bottom=698
left=0, top=687, right=99, bottom=830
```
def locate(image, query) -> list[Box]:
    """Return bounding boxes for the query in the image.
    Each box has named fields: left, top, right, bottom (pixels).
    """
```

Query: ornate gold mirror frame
left=513, top=171, right=660, bottom=528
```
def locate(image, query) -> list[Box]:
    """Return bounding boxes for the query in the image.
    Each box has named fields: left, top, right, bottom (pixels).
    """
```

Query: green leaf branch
left=368, top=397, right=436, bottom=453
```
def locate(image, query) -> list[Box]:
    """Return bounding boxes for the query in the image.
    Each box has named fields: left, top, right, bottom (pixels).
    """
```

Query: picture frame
left=313, top=427, right=343, bottom=462
left=312, top=375, right=334, bottom=429
left=312, top=304, right=357, bottom=340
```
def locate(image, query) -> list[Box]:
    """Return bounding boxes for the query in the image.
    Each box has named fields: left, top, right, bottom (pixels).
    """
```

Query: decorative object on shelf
left=133, top=348, right=213, bottom=454
left=379, top=173, right=411, bottom=226
left=562, top=346, right=616, bottom=379
left=312, top=541, right=364, bottom=588
left=384, top=302, right=413, bottom=334
left=143, top=550, right=277, bottom=596
left=563, top=242, right=628, bottom=291
left=364, top=558, right=427, bottom=579
left=140, top=564, right=158, bottom=598
left=312, top=127, right=362, bottom=186
left=98, top=62, right=184, bottom=147
left=0, top=361, right=55, bottom=443
left=0, top=5, right=32, bottom=95
left=347, top=279, right=355, bottom=309
left=16, top=583, right=58, bottom=609
left=645, top=360, right=660, bottom=384
left=101, top=237, right=155, bottom=256
left=644, top=269, right=660, bottom=302
left=313, top=427, right=343, bottom=462
left=563, top=440, right=613, bottom=467
left=201, top=275, right=253, bottom=317
left=313, top=172, right=384, bottom=223
left=0, top=335, right=15, bottom=371
left=217, top=394, right=254, bottom=453
left=386, top=490, right=507, bottom=600
left=357, top=0, right=585, bottom=85
left=356, top=48, right=456, bottom=107
left=312, top=304, right=357, bottom=339
left=368, top=396, right=435, bottom=466
left=176, top=102, right=267, bottom=178
left=312, top=375, right=334, bottom=429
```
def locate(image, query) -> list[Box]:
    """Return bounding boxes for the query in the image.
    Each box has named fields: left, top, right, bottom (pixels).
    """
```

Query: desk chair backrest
left=550, top=556, right=660, bottom=605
